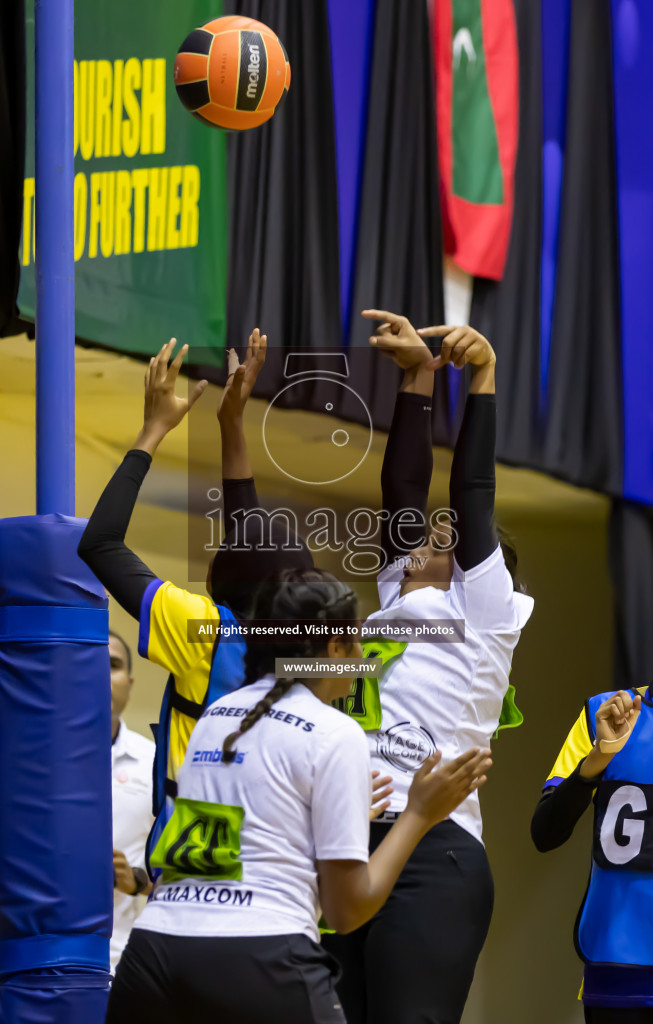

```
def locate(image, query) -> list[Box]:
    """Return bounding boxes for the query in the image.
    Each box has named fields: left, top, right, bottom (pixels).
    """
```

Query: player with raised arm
left=322, top=311, right=534, bottom=1024
left=77, top=337, right=312, bottom=856
left=532, top=686, right=653, bottom=1021
left=106, top=568, right=493, bottom=1023
left=78, top=337, right=392, bottom=843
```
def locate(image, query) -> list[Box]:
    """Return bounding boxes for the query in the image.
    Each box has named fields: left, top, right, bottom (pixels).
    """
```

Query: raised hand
left=595, top=690, right=642, bottom=752
left=416, top=324, right=495, bottom=372
left=218, top=327, right=267, bottom=423
left=136, top=340, right=207, bottom=455
left=362, top=309, right=433, bottom=370
left=406, top=748, right=492, bottom=829
left=416, top=324, right=496, bottom=394
left=580, top=691, right=642, bottom=779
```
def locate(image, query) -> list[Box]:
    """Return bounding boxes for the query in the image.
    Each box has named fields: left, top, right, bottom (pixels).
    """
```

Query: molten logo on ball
left=246, top=44, right=261, bottom=99
left=238, top=32, right=267, bottom=111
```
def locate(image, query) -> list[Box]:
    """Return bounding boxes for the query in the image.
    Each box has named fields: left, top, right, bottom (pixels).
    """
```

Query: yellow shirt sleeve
left=544, top=708, right=594, bottom=789
left=139, top=580, right=218, bottom=687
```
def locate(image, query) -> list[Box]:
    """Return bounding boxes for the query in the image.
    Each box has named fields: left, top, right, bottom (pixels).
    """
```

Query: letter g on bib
left=595, top=783, right=650, bottom=868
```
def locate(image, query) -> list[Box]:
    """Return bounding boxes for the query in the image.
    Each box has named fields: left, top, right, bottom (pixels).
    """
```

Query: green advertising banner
left=19, top=0, right=228, bottom=364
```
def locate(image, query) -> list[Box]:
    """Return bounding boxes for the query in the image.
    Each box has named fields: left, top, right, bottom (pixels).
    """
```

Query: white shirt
left=367, top=545, right=534, bottom=841
left=136, top=677, right=371, bottom=943
left=111, top=722, right=155, bottom=972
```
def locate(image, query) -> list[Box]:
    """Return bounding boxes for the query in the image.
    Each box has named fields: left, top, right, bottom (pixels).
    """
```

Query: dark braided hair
left=222, top=568, right=358, bottom=763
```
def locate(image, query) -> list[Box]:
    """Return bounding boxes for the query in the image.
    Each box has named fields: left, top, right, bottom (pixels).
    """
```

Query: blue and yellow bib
left=577, top=688, right=653, bottom=1007
left=138, top=579, right=246, bottom=876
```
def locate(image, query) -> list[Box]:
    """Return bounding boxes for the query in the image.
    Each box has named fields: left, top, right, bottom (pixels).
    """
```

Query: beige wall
left=463, top=498, right=610, bottom=1024
left=2, top=337, right=612, bottom=1022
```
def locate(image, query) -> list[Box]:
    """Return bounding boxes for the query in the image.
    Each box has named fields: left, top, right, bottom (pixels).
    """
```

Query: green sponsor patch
left=151, top=797, right=244, bottom=883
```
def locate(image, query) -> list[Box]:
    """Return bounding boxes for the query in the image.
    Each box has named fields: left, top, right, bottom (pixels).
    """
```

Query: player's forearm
left=78, top=450, right=157, bottom=619
left=449, top=394, right=497, bottom=570
left=381, top=392, right=434, bottom=562
left=580, top=747, right=613, bottom=778
left=469, top=359, right=496, bottom=395
left=400, top=364, right=435, bottom=397
left=133, top=424, right=167, bottom=457
left=219, top=414, right=253, bottom=480
left=530, top=762, right=597, bottom=853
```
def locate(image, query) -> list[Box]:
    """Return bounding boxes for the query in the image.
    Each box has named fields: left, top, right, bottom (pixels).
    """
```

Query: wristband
left=598, top=720, right=632, bottom=754
left=130, top=867, right=150, bottom=896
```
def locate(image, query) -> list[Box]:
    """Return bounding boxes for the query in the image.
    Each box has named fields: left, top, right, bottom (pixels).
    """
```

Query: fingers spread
left=155, top=339, right=175, bottom=384
left=370, top=799, right=391, bottom=820
left=449, top=747, right=482, bottom=770
left=253, top=331, right=267, bottom=363
left=188, top=379, right=208, bottom=409
left=467, top=775, right=488, bottom=795
left=229, top=365, right=246, bottom=397
left=372, top=774, right=393, bottom=792
left=450, top=749, right=492, bottom=780
left=416, top=751, right=442, bottom=777
left=374, top=785, right=394, bottom=802
left=226, top=348, right=241, bottom=377
left=168, top=343, right=188, bottom=382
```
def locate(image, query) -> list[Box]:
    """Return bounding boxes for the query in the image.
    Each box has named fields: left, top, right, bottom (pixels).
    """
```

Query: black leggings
left=107, top=928, right=345, bottom=1024
left=585, top=1010, right=653, bottom=1022
left=322, top=819, right=494, bottom=1024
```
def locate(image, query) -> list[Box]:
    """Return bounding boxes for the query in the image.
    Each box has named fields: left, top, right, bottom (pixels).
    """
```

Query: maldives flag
left=431, top=0, right=519, bottom=281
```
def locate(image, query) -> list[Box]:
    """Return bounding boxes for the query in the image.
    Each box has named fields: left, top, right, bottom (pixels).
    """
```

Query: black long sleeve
left=380, top=391, right=434, bottom=563
left=530, top=760, right=599, bottom=852
left=449, top=394, right=497, bottom=571
left=222, top=477, right=260, bottom=537
left=78, top=450, right=158, bottom=619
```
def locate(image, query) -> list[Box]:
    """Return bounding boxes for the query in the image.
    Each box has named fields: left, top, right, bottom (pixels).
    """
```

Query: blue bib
left=576, top=689, right=653, bottom=968
left=145, top=605, right=246, bottom=876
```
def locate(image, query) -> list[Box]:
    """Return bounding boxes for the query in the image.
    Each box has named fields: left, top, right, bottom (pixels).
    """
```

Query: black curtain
left=541, top=0, right=622, bottom=493
left=609, top=500, right=653, bottom=689
left=172, top=1, right=628, bottom=508
left=469, top=0, right=543, bottom=468
left=0, top=0, right=26, bottom=335
left=222, top=0, right=342, bottom=410
left=340, top=0, right=447, bottom=439
left=220, top=0, right=446, bottom=436
left=471, top=0, right=623, bottom=496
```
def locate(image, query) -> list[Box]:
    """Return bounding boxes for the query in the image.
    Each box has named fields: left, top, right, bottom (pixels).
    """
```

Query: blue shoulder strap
left=151, top=675, right=173, bottom=818
left=146, top=605, right=246, bottom=878
left=206, top=604, right=246, bottom=704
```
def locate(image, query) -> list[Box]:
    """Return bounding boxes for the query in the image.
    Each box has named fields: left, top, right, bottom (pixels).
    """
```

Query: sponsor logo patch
left=238, top=31, right=267, bottom=112
left=376, top=722, right=437, bottom=774
left=192, top=748, right=246, bottom=765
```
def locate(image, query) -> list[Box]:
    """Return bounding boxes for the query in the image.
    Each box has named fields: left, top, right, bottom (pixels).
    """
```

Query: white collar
left=112, top=721, right=140, bottom=761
